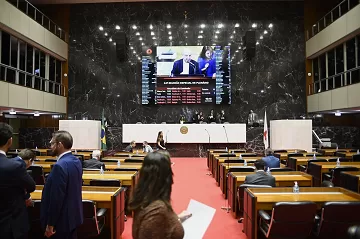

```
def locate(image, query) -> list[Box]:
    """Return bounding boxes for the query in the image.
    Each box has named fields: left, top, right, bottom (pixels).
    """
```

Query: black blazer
left=82, top=158, right=105, bottom=170
left=244, top=171, right=276, bottom=187
left=0, top=153, right=36, bottom=239
left=124, top=145, right=133, bottom=153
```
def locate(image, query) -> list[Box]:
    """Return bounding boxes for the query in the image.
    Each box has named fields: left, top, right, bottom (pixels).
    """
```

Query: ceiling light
left=104, top=33, right=108, bottom=36
left=233, top=30, right=236, bottom=34
left=212, top=43, right=216, bottom=46
left=34, top=113, right=40, bottom=117
left=132, top=25, right=137, bottom=29
left=269, top=23, right=273, bottom=28
left=136, top=32, right=140, bottom=36
left=130, top=46, right=133, bottom=49
left=149, top=24, right=153, bottom=29
left=185, top=31, right=188, bottom=33
left=113, top=42, right=116, bottom=45
left=264, top=30, right=268, bottom=34
left=215, top=30, right=220, bottom=34
left=260, top=35, right=263, bottom=39
left=9, top=111, right=16, bottom=115
left=235, top=50, right=239, bottom=53
left=256, top=41, right=259, bottom=45
left=215, top=35, right=218, bottom=39
left=252, top=23, right=257, bottom=28
left=152, top=37, right=156, bottom=40
left=261, top=90, right=265, bottom=93
left=151, top=31, right=154, bottom=35
left=99, top=26, right=104, bottom=31
left=168, top=31, right=172, bottom=35
left=138, top=57, right=141, bottom=60
left=235, top=23, right=240, bottom=28
left=217, top=23, right=223, bottom=28
left=200, top=24, right=205, bottom=28
left=169, top=36, right=172, bottom=40
left=184, top=24, right=188, bottom=28
left=109, top=38, right=112, bottom=42
left=199, top=30, right=203, bottom=34
left=115, top=25, right=120, bottom=30
left=230, top=35, right=234, bottom=39
left=154, top=42, right=158, bottom=45
left=198, top=35, right=203, bottom=38
left=228, top=43, right=231, bottom=45
left=133, top=50, right=136, bottom=54
left=167, top=24, right=171, bottom=29
left=240, top=59, right=243, bottom=62
left=139, top=37, right=143, bottom=41
left=335, top=112, right=341, bottom=116
left=141, top=42, right=144, bottom=46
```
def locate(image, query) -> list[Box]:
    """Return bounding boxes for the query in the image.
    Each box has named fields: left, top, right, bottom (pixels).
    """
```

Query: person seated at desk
left=82, top=150, right=105, bottom=170
left=261, top=148, right=280, bottom=170
left=143, top=141, right=153, bottom=153
left=171, top=49, right=200, bottom=76
left=129, top=152, right=191, bottom=239
left=125, top=140, right=136, bottom=153
left=244, top=159, right=276, bottom=187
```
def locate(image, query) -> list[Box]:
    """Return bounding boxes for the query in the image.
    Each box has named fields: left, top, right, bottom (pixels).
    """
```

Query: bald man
left=171, top=49, right=200, bottom=76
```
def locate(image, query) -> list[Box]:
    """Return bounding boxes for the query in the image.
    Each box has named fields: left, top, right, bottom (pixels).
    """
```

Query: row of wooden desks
left=227, top=171, right=313, bottom=218
left=287, top=156, right=337, bottom=171
left=34, top=156, right=145, bottom=162
left=340, top=171, right=360, bottom=193
left=243, top=187, right=360, bottom=239
left=31, top=185, right=126, bottom=239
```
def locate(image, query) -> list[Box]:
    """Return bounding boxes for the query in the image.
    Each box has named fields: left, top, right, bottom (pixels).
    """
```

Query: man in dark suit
left=0, top=123, right=36, bottom=239
left=244, top=159, right=276, bottom=187
left=41, top=131, right=83, bottom=239
left=171, top=49, right=201, bottom=76
left=124, top=140, right=136, bottom=153
left=82, top=149, right=105, bottom=170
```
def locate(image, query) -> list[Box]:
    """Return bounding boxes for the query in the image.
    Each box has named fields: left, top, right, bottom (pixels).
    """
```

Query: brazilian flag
left=101, top=109, right=107, bottom=150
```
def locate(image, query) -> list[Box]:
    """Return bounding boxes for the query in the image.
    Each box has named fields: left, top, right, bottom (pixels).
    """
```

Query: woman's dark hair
left=199, top=46, right=214, bottom=59
left=128, top=151, right=174, bottom=211
left=156, top=131, right=163, bottom=143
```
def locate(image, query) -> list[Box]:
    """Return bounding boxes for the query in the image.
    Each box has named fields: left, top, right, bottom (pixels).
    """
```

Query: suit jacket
left=124, top=145, right=133, bottom=153
left=171, top=59, right=200, bottom=76
left=0, top=153, right=36, bottom=239
left=82, top=158, right=105, bottom=170
left=40, top=152, right=83, bottom=233
left=13, top=157, right=31, bottom=200
left=244, top=171, right=276, bottom=187
left=262, top=156, right=280, bottom=170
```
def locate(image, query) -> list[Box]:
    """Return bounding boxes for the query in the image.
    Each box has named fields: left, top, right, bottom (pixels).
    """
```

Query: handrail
left=306, top=0, right=359, bottom=40
left=0, top=63, right=66, bottom=97
left=312, top=130, right=323, bottom=144
left=6, top=0, right=68, bottom=43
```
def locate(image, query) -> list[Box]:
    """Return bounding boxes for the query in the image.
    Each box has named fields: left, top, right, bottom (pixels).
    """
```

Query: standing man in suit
left=0, top=123, right=36, bottom=239
left=171, top=49, right=200, bottom=76
left=82, top=149, right=105, bottom=170
left=244, top=159, right=276, bottom=187
left=41, top=131, right=83, bottom=239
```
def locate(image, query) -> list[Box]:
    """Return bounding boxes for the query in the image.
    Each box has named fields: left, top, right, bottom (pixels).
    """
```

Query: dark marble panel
left=313, top=126, right=360, bottom=148
left=19, top=127, right=57, bottom=149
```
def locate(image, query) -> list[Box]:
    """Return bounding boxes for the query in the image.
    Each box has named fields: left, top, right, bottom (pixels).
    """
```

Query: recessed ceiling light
left=200, top=24, right=205, bottom=28
left=269, top=23, right=273, bottom=28
left=139, top=37, right=143, bottom=41
left=113, top=42, right=116, bottom=45
left=141, top=42, right=144, bottom=46
left=132, top=25, right=138, bottom=30
left=235, top=50, right=239, bottom=52
left=198, top=35, right=203, bottom=38
left=130, top=46, right=134, bottom=49
left=264, top=30, right=268, bottom=34
left=115, top=25, right=120, bottom=30
left=233, top=30, right=236, bottom=34
left=136, top=32, right=140, bottom=36
left=167, top=24, right=171, bottom=29
left=260, top=35, right=263, bottom=39
left=149, top=24, right=153, bottom=29
left=228, top=43, right=231, bottom=45
left=215, top=30, right=220, bottom=34
left=168, top=31, right=172, bottom=35
left=256, top=41, right=259, bottom=45
left=240, top=59, right=243, bottom=62
left=185, top=31, right=188, bottom=33
left=184, top=24, right=188, bottom=28
left=230, top=35, right=234, bottom=39
left=133, top=50, right=136, bottom=54
left=109, top=38, right=112, bottom=42
left=104, top=33, right=108, bottom=36
left=152, top=37, right=156, bottom=40
left=99, top=26, right=104, bottom=31
left=199, top=30, right=203, bottom=34
left=252, top=23, right=257, bottom=28
left=169, top=36, right=172, bottom=40
left=154, top=42, right=158, bottom=45
left=235, top=23, right=240, bottom=28
left=215, top=35, right=218, bottom=39
left=151, top=31, right=154, bottom=35
left=217, top=23, right=223, bottom=28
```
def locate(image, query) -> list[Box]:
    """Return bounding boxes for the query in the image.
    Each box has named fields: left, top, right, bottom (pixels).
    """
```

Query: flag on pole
left=101, top=109, right=107, bottom=151
left=263, top=110, right=269, bottom=149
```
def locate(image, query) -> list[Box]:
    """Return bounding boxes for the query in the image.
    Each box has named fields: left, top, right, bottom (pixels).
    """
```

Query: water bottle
left=74, top=149, right=77, bottom=154
left=15, top=149, right=18, bottom=153
left=244, top=159, right=247, bottom=166
left=266, top=167, right=271, bottom=175
left=117, top=160, right=121, bottom=167
left=129, top=154, right=132, bottom=158
left=313, top=153, right=316, bottom=160
left=295, top=149, right=297, bottom=153
left=336, top=158, right=341, bottom=166
left=100, top=166, right=104, bottom=175
left=336, top=146, right=339, bottom=151
left=293, top=181, right=299, bottom=193
left=239, top=154, right=243, bottom=160
left=225, top=147, right=228, bottom=152
left=35, top=146, right=38, bottom=151
left=32, top=160, right=35, bottom=166
left=136, top=150, right=139, bottom=154
left=357, top=149, right=359, bottom=155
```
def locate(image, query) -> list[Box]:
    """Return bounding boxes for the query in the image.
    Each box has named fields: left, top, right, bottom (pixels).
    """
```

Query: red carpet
left=122, top=157, right=246, bottom=239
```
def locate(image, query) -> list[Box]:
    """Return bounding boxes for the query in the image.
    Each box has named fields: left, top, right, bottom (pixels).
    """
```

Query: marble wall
left=66, top=1, right=306, bottom=153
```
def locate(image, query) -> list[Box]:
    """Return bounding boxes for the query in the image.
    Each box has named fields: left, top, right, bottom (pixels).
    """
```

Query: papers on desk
left=182, top=199, right=216, bottom=239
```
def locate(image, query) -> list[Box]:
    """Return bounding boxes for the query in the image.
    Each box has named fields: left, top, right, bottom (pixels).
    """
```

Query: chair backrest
left=266, top=202, right=317, bottom=239
left=228, top=166, right=255, bottom=173
left=101, top=159, right=118, bottom=163
left=348, top=225, right=360, bottom=239
left=223, top=159, right=244, bottom=164
left=74, top=154, right=85, bottom=161
left=288, top=153, right=305, bottom=158
left=307, top=159, right=328, bottom=169
left=212, top=150, right=228, bottom=154
left=350, top=149, right=359, bottom=152
left=232, top=150, right=246, bottom=153
left=328, top=157, right=350, bottom=162
left=27, top=200, right=43, bottom=237
left=83, top=168, right=101, bottom=172
left=331, top=167, right=360, bottom=186
left=270, top=167, right=293, bottom=172
left=353, top=154, right=360, bottom=162
left=77, top=200, right=101, bottom=238
left=273, top=150, right=287, bottom=153
left=28, top=165, right=45, bottom=185
left=6, top=152, right=18, bottom=158
left=241, top=153, right=258, bottom=157
left=45, top=159, right=57, bottom=162
left=321, top=180, right=334, bottom=187
left=124, top=159, right=143, bottom=163
left=219, top=153, right=236, bottom=157
left=89, top=179, right=121, bottom=187
left=238, top=184, right=271, bottom=215
left=317, top=202, right=360, bottom=239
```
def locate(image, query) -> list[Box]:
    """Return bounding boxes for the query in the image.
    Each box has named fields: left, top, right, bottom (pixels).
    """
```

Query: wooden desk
left=114, top=152, right=147, bottom=157
left=243, top=187, right=360, bottom=239
left=273, top=152, right=319, bottom=161
left=340, top=171, right=360, bottom=193
left=228, top=171, right=313, bottom=218
left=307, top=162, right=360, bottom=186
left=82, top=172, right=137, bottom=187
left=318, top=149, right=351, bottom=156
left=336, top=151, right=358, bottom=159
left=287, top=156, right=336, bottom=171
left=207, top=149, right=246, bottom=168
left=31, top=185, right=125, bottom=239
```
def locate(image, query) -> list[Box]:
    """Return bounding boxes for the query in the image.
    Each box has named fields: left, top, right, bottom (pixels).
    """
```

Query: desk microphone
left=221, top=125, right=231, bottom=213
left=205, top=128, right=210, bottom=144
left=205, top=128, right=212, bottom=176
left=222, top=125, right=229, bottom=150
left=189, top=61, right=196, bottom=72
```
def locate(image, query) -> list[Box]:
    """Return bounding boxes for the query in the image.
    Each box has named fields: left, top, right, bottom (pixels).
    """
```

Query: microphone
left=205, top=129, right=210, bottom=144
left=189, top=61, right=196, bottom=73
left=223, top=125, right=230, bottom=152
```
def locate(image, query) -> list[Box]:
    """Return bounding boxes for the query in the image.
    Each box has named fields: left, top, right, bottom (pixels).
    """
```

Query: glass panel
left=19, top=40, right=26, bottom=71
left=26, top=75, right=33, bottom=87
left=321, top=79, right=326, bottom=91
left=349, top=0, right=358, bottom=9
left=18, top=0, right=27, bottom=14
left=347, top=38, right=356, bottom=70
left=328, top=77, right=334, bottom=90
left=49, top=56, right=55, bottom=82
left=1, top=31, right=10, bottom=65
left=35, top=11, right=43, bottom=25
left=335, top=73, right=343, bottom=88
left=27, top=3, right=35, bottom=20
left=328, top=49, right=335, bottom=76
left=332, top=7, right=340, bottom=21
left=0, top=65, right=5, bottom=81
left=314, top=82, right=320, bottom=93
left=34, top=76, right=41, bottom=90
left=40, top=52, right=45, bottom=78
left=336, top=45, right=344, bottom=74
left=8, top=1, right=18, bottom=7
left=319, top=18, right=326, bottom=31
left=313, top=24, right=318, bottom=35
left=319, top=54, right=326, bottom=80
left=352, top=69, right=359, bottom=84
left=6, top=68, right=16, bottom=83
left=34, top=49, right=40, bottom=76
left=313, top=57, right=319, bottom=82
left=340, top=0, right=349, bottom=16
left=49, top=82, right=54, bottom=93
left=325, top=12, right=332, bottom=27
left=19, top=72, right=25, bottom=85
left=26, top=44, right=33, bottom=74
left=10, top=36, right=18, bottom=68
left=43, top=17, right=50, bottom=30
left=56, top=60, right=62, bottom=83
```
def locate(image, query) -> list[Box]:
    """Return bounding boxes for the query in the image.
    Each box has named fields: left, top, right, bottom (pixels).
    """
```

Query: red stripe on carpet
left=122, top=157, right=246, bottom=239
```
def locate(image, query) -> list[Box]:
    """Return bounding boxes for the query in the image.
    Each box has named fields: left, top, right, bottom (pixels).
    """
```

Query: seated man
left=83, top=150, right=105, bottom=170
left=124, top=140, right=136, bottom=153
left=261, top=148, right=280, bottom=170
left=143, top=141, right=153, bottom=153
left=244, top=159, right=276, bottom=187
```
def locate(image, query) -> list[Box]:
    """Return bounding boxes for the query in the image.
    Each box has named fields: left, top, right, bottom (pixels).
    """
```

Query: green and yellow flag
left=101, top=109, right=107, bottom=151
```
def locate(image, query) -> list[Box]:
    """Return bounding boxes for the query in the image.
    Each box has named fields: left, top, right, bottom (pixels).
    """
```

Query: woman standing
left=156, top=131, right=166, bottom=150
left=129, top=152, right=191, bottom=239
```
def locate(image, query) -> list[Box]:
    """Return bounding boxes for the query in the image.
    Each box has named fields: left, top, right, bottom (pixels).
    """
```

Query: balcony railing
left=308, top=67, right=360, bottom=95
left=0, top=63, right=66, bottom=97
left=6, top=0, right=68, bottom=43
left=306, top=0, right=360, bottom=41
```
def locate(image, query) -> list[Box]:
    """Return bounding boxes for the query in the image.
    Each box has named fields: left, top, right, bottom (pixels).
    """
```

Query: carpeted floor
left=121, top=157, right=247, bottom=239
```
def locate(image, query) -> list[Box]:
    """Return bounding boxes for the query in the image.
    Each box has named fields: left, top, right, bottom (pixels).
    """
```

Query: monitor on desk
left=141, top=45, right=231, bottom=105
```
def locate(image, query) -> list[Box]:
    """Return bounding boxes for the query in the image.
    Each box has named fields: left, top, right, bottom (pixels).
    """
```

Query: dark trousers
left=51, top=229, right=77, bottom=239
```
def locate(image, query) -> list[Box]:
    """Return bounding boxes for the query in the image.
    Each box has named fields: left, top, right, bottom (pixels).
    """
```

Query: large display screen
left=141, top=45, right=231, bottom=105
